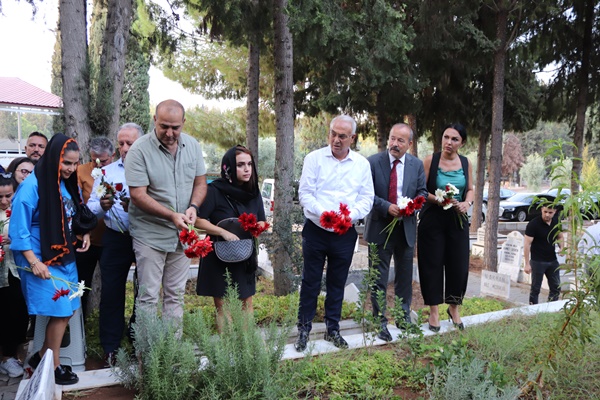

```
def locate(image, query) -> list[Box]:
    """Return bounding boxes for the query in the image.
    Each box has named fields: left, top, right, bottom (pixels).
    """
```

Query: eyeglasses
left=0, top=173, right=12, bottom=178
left=20, top=169, right=32, bottom=176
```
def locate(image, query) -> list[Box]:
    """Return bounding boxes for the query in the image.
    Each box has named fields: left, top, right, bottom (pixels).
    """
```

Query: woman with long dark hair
left=9, top=134, right=91, bottom=385
left=417, top=123, right=474, bottom=332
left=195, top=145, right=267, bottom=330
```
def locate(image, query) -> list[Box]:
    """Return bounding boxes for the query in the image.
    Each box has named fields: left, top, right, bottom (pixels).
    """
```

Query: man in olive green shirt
left=125, top=99, right=207, bottom=327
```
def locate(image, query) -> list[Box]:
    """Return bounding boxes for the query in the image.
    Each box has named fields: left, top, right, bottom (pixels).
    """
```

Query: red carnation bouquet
left=180, top=224, right=213, bottom=258
left=238, top=213, right=270, bottom=237
left=239, top=213, right=270, bottom=249
left=381, top=195, right=426, bottom=248
left=320, top=203, right=353, bottom=235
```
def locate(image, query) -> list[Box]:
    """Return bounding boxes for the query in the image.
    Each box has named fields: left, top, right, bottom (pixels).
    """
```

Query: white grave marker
left=476, top=225, right=486, bottom=244
left=498, top=231, right=524, bottom=282
left=17, top=349, right=56, bottom=400
left=480, top=270, right=511, bottom=299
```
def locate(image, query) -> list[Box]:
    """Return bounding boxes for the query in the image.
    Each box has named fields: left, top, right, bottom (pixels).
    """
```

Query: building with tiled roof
left=0, top=77, right=62, bottom=166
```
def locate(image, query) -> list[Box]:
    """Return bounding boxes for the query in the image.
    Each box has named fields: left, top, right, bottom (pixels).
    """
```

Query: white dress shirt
left=388, top=152, right=406, bottom=199
left=87, top=158, right=131, bottom=232
left=299, top=146, right=374, bottom=229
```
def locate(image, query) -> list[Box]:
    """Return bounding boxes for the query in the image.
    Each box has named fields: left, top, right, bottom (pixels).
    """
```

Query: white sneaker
left=0, top=357, right=24, bottom=378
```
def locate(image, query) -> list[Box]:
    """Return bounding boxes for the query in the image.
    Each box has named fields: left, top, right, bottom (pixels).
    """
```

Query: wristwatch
left=188, top=203, right=200, bottom=214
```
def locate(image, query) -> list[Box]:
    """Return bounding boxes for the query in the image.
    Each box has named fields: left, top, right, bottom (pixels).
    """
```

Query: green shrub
left=114, top=310, right=199, bottom=400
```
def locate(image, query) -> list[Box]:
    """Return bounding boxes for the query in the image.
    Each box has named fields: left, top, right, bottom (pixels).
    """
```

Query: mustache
left=390, top=146, right=400, bottom=152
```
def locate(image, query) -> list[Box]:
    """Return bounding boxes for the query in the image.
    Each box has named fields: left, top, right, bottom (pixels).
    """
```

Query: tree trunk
left=471, top=129, right=490, bottom=233
left=271, top=0, right=295, bottom=295
left=60, top=0, right=92, bottom=152
left=246, top=34, right=260, bottom=159
left=484, top=5, right=509, bottom=272
left=406, top=114, right=418, bottom=157
left=96, top=0, right=134, bottom=144
left=571, top=0, right=593, bottom=194
left=376, top=91, right=388, bottom=151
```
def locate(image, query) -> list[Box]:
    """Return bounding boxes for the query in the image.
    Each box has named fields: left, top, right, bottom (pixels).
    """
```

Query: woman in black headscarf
left=195, top=145, right=267, bottom=330
left=9, top=134, right=91, bottom=385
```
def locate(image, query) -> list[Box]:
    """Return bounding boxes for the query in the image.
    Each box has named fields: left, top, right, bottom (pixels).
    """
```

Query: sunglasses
left=0, top=173, right=12, bottom=178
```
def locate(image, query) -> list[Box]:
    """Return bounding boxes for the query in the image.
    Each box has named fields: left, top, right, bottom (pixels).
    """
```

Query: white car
left=260, top=178, right=300, bottom=221
left=261, top=179, right=275, bottom=218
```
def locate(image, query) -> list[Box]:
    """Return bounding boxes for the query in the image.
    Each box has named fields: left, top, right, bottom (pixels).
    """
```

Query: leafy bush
left=113, top=310, right=199, bottom=400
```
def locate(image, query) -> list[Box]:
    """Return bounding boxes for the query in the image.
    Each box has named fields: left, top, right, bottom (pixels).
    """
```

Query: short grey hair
left=390, top=123, right=414, bottom=142
left=89, top=136, right=114, bottom=155
left=119, top=122, right=144, bottom=138
left=330, top=115, right=357, bottom=135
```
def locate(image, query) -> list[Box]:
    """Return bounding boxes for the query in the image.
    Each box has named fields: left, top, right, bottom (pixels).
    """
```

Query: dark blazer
left=364, top=151, right=427, bottom=247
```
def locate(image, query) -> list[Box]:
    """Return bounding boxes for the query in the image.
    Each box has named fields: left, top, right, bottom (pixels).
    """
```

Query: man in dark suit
left=364, top=123, right=427, bottom=341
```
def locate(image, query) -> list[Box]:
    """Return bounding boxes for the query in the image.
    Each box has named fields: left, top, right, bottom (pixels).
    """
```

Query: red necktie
left=388, top=159, right=400, bottom=204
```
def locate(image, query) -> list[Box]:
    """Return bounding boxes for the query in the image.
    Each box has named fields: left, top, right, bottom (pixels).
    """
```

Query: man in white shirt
left=294, top=115, right=374, bottom=352
left=87, top=122, right=143, bottom=366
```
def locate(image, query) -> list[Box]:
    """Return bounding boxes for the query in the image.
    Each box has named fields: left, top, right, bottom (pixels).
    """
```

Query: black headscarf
left=35, top=134, right=81, bottom=265
left=210, top=145, right=260, bottom=202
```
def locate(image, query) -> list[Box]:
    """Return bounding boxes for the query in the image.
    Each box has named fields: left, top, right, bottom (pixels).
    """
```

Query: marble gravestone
left=498, top=231, right=525, bottom=282
left=17, top=349, right=56, bottom=400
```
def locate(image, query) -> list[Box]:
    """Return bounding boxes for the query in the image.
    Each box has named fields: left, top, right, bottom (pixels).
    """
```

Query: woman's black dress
left=195, top=185, right=265, bottom=299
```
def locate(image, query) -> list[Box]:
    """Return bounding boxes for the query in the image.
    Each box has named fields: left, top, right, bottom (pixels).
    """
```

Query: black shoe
left=294, top=330, right=310, bottom=352
left=428, top=324, right=441, bottom=333
left=396, top=316, right=413, bottom=331
left=324, top=330, right=348, bottom=349
left=103, top=352, right=117, bottom=368
left=55, top=365, right=79, bottom=385
left=377, top=325, right=393, bottom=342
left=447, top=308, right=465, bottom=331
left=28, top=351, right=41, bottom=370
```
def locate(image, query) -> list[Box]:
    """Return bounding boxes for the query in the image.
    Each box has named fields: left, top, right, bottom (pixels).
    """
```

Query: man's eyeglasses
left=20, top=169, right=32, bottom=176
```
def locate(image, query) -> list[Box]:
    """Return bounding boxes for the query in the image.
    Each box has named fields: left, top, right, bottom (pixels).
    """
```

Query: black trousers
left=417, top=206, right=470, bottom=306
left=99, top=228, right=136, bottom=354
left=75, top=241, right=103, bottom=319
left=297, top=220, right=357, bottom=333
left=0, top=274, right=28, bottom=357
left=369, top=220, right=413, bottom=323
left=529, top=259, right=560, bottom=304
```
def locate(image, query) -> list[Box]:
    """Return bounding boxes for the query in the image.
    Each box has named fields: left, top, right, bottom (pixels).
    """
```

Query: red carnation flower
left=333, top=216, right=352, bottom=235
left=193, top=237, right=213, bottom=258
left=5, top=210, right=11, bottom=218
left=115, top=183, right=124, bottom=192
left=320, top=211, right=338, bottom=229
left=179, top=228, right=199, bottom=245
left=413, top=196, right=425, bottom=208
left=239, top=213, right=258, bottom=231
left=184, top=246, right=197, bottom=258
left=339, top=203, right=350, bottom=217
left=52, top=288, right=71, bottom=301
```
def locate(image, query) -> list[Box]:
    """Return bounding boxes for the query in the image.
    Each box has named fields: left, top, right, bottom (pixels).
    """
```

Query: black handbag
left=213, top=218, right=254, bottom=263
left=72, top=203, right=98, bottom=235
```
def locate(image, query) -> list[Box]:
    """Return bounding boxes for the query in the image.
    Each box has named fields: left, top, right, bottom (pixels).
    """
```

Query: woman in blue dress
left=417, top=123, right=474, bottom=332
left=9, top=134, right=91, bottom=385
